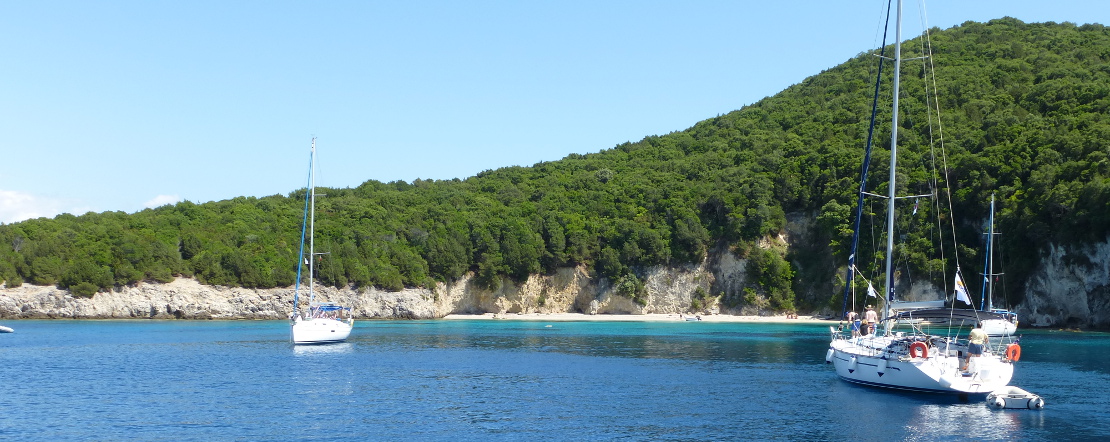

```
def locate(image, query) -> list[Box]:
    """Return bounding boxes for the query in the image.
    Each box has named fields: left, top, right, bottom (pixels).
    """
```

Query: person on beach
left=963, top=322, right=988, bottom=372
left=864, top=306, right=878, bottom=336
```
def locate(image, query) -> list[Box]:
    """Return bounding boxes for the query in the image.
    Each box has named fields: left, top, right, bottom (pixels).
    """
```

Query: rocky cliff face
left=1019, top=240, right=1110, bottom=329
left=2, top=233, right=1106, bottom=328
left=0, top=278, right=440, bottom=320
left=0, top=256, right=748, bottom=320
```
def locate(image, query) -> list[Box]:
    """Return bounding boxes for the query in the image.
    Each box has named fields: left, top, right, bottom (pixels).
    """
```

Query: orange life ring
left=909, top=341, right=928, bottom=358
left=1005, top=343, right=1021, bottom=361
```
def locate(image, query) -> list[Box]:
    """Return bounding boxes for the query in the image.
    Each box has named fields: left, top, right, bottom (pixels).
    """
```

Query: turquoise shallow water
left=0, top=319, right=1107, bottom=441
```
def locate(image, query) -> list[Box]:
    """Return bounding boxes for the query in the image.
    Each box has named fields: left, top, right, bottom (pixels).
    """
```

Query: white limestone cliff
left=1019, top=241, right=1110, bottom=328
left=2, top=235, right=1107, bottom=328
left=0, top=256, right=746, bottom=321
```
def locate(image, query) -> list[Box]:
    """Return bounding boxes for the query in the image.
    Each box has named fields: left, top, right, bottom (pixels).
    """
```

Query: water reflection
left=292, top=342, right=354, bottom=356
left=911, top=402, right=1019, bottom=438
left=354, top=320, right=829, bottom=366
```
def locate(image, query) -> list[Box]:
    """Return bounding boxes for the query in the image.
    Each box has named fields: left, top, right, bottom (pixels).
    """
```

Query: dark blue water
left=0, top=320, right=1106, bottom=441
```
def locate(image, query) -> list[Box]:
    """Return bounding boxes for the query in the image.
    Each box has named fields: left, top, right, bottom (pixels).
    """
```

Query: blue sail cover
left=311, top=304, right=350, bottom=312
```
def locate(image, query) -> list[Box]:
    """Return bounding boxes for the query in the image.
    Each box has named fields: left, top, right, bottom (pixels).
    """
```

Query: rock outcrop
left=1019, top=241, right=1110, bottom=328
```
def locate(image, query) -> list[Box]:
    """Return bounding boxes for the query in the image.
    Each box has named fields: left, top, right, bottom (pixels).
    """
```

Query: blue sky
left=2, top=0, right=1107, bottom=224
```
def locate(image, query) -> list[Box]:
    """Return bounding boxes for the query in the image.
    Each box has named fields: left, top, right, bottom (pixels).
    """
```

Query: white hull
left=980, top=318, right=1017, bottom=336
left=828, top=335, right=1013, bottom=395
left=291, top=317, right=353, bottom=344
left=0, top=325, right=13, bottom=333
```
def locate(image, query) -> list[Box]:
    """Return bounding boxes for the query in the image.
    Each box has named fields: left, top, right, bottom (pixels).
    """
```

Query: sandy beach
left=443, top=312, right=839, bottom=324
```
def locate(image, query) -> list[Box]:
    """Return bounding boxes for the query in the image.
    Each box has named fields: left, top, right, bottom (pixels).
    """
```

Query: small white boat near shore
left=986, top=386, right=1044, bottom=410
left=0, top=325, right=13, bottom=333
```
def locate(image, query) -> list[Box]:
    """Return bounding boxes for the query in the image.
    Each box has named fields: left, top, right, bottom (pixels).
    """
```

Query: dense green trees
left=1, top=19, right=1107, bottom=313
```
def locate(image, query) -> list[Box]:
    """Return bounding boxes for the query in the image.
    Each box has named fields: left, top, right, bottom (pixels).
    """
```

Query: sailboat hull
left=291, top=317, right=353, bottom=344
left=829, top=337, right=1013, bottom=395
left=980, top=318, right=1017, bottom=336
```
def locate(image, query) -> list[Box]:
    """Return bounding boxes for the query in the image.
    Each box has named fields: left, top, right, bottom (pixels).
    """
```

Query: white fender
left=826, top=348, right=834, bottom=364
left=876, top=358, right=887, bottom=375
left=849, top=356, right=858, bottom=371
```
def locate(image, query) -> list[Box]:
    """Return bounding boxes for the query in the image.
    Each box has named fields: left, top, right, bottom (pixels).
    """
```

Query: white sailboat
left=978, top=194, right=1018, bottom=336
left=290, top=138, right=354, bottom=345
left=827, top=0, right=1015, bottom=395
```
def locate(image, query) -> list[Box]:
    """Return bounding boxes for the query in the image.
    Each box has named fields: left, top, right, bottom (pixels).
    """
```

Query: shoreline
left=442, top=312, right=840, bottom=324
left=0, top=312, right=838, bottom=323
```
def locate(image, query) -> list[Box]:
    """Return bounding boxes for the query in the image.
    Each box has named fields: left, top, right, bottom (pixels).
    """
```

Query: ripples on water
left=0, top=320, right=1106, bottom=441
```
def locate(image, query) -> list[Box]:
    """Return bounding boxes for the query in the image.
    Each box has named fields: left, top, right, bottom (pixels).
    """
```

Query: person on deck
left=864, top=306, right=878, bottom=336
left=847, top=311, right=861, bottom=337
left=963, top=322, right=988, bottom=372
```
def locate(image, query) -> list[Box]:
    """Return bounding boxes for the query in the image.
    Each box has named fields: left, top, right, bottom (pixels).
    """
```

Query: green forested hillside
left=1, top=18, right=1107, bottom=313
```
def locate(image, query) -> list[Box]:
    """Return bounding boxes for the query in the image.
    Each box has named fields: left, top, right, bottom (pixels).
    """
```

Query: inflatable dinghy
left=987, top=386, right=1044, bottom=410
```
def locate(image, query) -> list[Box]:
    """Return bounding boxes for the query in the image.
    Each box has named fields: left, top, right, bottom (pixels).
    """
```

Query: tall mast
left=988, top=194, right=995, bottom=311
left=980, top=193, right=997, bottom=311
left=838, top=0, right=893, bottom=322
left=308, top=137, right=316, bottom=305
left=882, top=0, right=903, bottom=328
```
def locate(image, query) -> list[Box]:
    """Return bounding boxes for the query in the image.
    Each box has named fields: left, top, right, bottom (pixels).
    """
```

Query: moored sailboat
left=887, top=195, right=1018, bottom=335
left=977, top=194, right=1018, bottom=336
left=826, top=0, right=1015, bottom=395
left=290, top=138, right=353, bottom=345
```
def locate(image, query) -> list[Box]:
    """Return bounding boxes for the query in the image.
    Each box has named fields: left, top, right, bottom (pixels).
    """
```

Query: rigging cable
left=292, top=141, right=315, bottom=316
left=840, top=0, right=894, bottom=322
left=920, top=1, right=963, bottom=293
left=917, top=0, right=981, bottom=332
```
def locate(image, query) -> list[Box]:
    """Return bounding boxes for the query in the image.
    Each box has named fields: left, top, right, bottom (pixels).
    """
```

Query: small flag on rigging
left=912, top=198, right=919, bottom=215
left=954, top=273, right=972, bottom=305
left=867, top=283, right=879, bottom=298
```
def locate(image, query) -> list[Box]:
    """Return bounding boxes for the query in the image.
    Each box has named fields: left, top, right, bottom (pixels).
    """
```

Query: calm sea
left=0, top=319, right=1107, bottom=441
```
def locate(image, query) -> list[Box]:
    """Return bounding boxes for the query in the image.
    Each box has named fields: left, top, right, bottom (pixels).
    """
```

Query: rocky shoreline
left=0, top=277, right=442, bottom=320
left=0, top=264, right=722, bottom=321
left=3, top=236, right=1109, bottom=329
